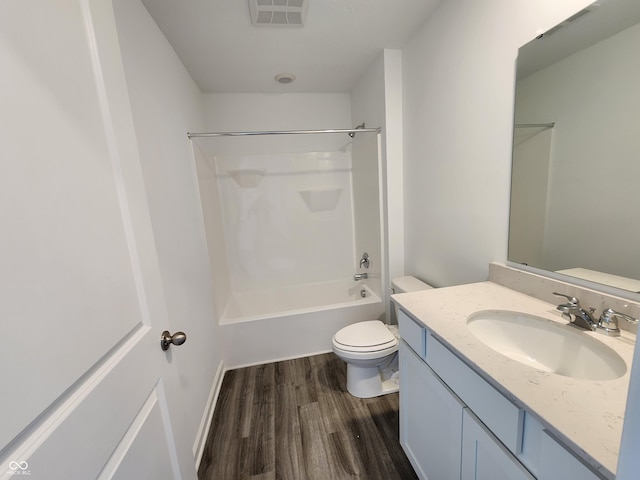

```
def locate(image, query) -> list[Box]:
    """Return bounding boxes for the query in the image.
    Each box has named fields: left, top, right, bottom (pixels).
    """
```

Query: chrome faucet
left=354, top=273, right=368, bottom=281
left=553, top=292, right=598, bottom=331
left=597, top=308, right=639, bottom=337
left=359, top=252, right=370, bottom=269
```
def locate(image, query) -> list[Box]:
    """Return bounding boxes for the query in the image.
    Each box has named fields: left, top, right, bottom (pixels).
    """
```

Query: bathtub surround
left=221, top=280, right=379, bottom=324
left=214, top=148, right=356, bottom=293
left=216, top=278, right=384, bottom=368
left=193, top=126, right=385, bottom=368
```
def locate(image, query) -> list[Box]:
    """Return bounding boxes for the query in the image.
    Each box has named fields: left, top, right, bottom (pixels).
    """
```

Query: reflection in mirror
left=509, top=0, right=640, bottom=293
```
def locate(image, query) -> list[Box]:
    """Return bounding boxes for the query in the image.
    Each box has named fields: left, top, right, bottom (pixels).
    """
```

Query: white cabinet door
left=399, top=341, right=464, bottom=480
left=0, top=1, right=195, bottom=478
left=537, top=430, right=601, bottom=480
left=461, top=409, right=535, bottom=480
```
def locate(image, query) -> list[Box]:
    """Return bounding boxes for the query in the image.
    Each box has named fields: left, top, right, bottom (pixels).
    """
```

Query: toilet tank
left=391, top=276, right=433, bottom=320
left=391, top=276, right=433, bottom=294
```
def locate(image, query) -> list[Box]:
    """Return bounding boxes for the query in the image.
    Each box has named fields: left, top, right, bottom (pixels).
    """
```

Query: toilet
left=332, top=276, right=433, bottom=398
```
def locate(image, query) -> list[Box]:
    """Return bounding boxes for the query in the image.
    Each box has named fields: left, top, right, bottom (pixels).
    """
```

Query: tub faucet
left=553, top=292, right=597, bottom=331
left=354, top=273, right=368, bottom=281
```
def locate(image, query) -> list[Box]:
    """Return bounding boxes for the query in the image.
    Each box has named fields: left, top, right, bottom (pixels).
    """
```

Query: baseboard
left=193, top=360, right=225, bottom=467
left=226, top=349, right=333, bottom=371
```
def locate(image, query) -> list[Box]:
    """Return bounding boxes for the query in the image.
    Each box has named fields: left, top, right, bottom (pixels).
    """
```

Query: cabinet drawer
left=426, top=332, right=523, bottom=454
left=398, top=309, right=427, bottom=358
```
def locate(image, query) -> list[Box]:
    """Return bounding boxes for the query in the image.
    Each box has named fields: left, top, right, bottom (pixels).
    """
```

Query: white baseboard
left=227, top=349, right=333, bottom=370
left=193, top=360, right=225, bottom=467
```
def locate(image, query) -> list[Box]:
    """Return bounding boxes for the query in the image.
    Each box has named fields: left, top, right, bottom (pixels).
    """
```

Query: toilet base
left=345, top=356, right=400, bottom=398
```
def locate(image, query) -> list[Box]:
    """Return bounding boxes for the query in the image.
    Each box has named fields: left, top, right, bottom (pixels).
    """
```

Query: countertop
left=392, top=281, right=636, bottom=478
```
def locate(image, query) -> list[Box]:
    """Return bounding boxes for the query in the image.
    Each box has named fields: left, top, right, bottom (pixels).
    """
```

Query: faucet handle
left=359, top=252, right=370, bottom=269
left=552, top=292, right=580, bottom=306
left=600, top=308, right=639, bottom=325
left=597, top=308, right=635, bottom=337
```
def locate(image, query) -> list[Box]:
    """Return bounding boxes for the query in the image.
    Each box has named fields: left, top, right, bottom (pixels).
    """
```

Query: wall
left=203, top=93, right=352, bottom=132
left=514, top=22, right=640, bottom=277
left=509, top=127, right=552, bottom=267
left=351, top=49, right=404, bottom=319
left=113, top=0, right=223, bottom=460
left=401, top=0, right=593, bottom=287
left=351, top=132, right=382, bottom=296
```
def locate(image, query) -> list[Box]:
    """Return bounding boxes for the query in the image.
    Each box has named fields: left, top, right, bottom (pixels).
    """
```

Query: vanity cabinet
left=399, top=341, right=463, bottom=479
left=398, top=309, right=603, bottom=480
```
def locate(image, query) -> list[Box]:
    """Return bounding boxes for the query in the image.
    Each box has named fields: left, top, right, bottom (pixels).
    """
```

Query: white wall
left=203, top=93, right=352, bottom=131
left=402, top=0, right=593, bottom=287
left=349, top=53, right=385, bottom=298
left=351, top=132, right=382, bottom=296
left=509, top=128, right=552, bottom=267
left=351, top=49, right=404, bottom=319
left=515, top=22, right=640, bottom=277
left=113, top=0, right=223, bottom=459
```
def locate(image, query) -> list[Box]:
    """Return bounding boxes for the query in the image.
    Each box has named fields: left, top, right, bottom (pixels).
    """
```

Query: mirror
left=509, top=0, right=640, bottom=293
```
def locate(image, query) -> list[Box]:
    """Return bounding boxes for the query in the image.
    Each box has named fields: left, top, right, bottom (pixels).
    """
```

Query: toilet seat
left=333, top=320, right=398, bottom=353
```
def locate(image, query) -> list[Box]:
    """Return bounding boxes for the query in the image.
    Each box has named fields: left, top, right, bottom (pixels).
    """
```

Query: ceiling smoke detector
left=274, top=73, right=296, bottom=84
left=249, top=0, right=307, bottom=27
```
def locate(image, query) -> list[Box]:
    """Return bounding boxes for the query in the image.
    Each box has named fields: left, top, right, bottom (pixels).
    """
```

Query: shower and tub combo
left=191, top=125, right=416, bottom=393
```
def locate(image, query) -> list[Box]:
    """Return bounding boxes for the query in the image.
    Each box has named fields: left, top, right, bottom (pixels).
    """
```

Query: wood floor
left=198, top=353, right=418, bottom=480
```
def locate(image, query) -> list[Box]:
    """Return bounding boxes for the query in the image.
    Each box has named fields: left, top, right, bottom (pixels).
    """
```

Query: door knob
left=160, top=331, right=187, bottom=351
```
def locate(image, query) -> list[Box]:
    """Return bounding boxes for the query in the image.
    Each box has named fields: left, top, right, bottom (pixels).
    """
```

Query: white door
left=0, top=1, right=195, bottom=479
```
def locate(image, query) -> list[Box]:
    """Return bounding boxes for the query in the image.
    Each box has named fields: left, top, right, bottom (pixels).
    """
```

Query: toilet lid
left=334, top=320, right=397, bottom=348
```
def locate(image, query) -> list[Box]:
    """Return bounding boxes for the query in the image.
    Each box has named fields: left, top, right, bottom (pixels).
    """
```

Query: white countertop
left=392, top=281, right=636, bottom=478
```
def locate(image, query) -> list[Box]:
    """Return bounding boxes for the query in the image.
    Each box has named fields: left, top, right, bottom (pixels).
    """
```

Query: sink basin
left=466, top=310, right=627, bottom=380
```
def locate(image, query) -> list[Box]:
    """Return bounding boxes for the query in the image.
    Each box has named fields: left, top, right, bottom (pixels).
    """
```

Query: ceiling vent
left=249, top=0, right=307, bottom=27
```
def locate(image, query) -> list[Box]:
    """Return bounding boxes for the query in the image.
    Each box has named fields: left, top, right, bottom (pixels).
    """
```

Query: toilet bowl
left=332, top=276, right=433, bottom=398
left=332, top=320, right=400, bottom=398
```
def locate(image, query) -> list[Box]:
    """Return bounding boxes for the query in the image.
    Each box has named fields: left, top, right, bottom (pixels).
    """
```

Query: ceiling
left=140, top=0, right=442, bottom=94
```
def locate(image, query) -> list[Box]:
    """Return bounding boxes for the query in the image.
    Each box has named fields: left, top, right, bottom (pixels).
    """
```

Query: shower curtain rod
left=187, top=127, right=381, bottom=138
left=514, top=122, right=555, bottom=128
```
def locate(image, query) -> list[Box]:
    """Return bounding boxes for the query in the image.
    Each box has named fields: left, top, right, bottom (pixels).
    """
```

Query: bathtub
left=219, top=279, right=385, bottom=368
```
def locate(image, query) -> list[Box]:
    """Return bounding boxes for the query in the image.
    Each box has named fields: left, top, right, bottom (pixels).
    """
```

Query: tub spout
left=354, top=273, right=368, bottom=281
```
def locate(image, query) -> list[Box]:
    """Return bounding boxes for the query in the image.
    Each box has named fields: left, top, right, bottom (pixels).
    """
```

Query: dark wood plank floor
left=198, top=353, right=418, bottom=480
